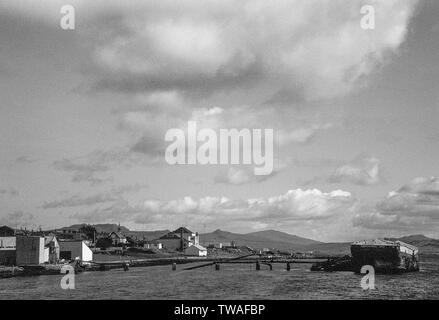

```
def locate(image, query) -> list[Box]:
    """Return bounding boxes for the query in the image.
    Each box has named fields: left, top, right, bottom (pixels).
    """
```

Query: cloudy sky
left=1, top=0, right=439, bottom=241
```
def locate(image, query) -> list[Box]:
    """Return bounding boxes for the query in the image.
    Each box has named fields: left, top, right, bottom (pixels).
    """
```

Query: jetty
left=1, top=255, right=328, bottom=278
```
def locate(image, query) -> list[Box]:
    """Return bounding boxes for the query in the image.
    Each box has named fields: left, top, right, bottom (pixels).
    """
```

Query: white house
left=59, top=240, right=93, bottom=261
left=109, top=232, right=128, bottom=246
left=184, top=244, right=207, bottom=257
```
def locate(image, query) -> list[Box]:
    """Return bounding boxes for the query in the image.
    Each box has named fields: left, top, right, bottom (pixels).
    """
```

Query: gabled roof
left=109, top=232, right=126, bottom=239
left=188, top=244, right=207, bottom=251
left=173, top=227, right=193, bottom=234
left=44, top=235, right=58, bottom=247
left=0, top=225, right=15, bottom=236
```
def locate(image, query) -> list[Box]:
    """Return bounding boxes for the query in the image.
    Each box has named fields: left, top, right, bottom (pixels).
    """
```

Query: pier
left=1, top=256, right=328, bottom=278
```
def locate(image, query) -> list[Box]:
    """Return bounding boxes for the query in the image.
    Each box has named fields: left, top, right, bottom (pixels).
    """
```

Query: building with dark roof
left=109, top=231, right=127, bottom=246
left=158, top=227, right=199, bottom=251
left=0, top=226, right=15, bottom=237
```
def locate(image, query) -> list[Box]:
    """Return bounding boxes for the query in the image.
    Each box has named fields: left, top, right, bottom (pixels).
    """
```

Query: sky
left=1, top=0, right=439, bottom=241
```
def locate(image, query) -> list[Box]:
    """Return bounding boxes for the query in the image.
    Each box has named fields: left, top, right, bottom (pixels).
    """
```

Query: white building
left=59, top=240, right=93, bottom=261
left=109, top=232, right=128, bottom=246
left=184, top=244, right=207, bottom=257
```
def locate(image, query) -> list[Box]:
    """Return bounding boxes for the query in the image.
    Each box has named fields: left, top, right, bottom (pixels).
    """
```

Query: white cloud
left=41, top=184, right=148, bottom=209
left=353, top=177, right=439, bottom=232
left=329, top=156, right=382, bottom=186
left=70, top=187, right=355, bottom=234
left=139, top=188, right=354, bottom=223
left=90, top=0, right=418, bottom=100
left=276, top=123, right=333, bottom=145
left=214, top=167, right=276, bottom=185
left=3, top=0, right=418, bottom=100
left=378, top=176, right=439, bottom=218
left=203, top=107, right=224, bottom=116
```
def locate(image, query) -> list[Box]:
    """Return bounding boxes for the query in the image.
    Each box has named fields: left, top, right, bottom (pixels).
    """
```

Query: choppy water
left=1, top=255, right=438, bottom=299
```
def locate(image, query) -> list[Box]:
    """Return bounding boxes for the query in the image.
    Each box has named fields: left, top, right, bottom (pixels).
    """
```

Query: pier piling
left=256, top=261, right=261, bottom=271
left=286, top=262, right=291, bottom=271
left=172, top=263, right=177, bottom=271
left=215, top=263, right=220, bottom=271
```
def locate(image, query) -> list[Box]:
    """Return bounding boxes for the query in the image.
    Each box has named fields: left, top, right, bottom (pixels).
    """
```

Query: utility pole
left=180, top=228, right=184, bottom=252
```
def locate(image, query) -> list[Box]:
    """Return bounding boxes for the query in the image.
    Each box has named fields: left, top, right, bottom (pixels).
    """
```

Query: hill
left=389, top=234, right=439, bottom=254
left=200, top=229, right=321, bottom=251
left=200, top=230, right=439, bottom=255
left=246, top=230, right=321, bottom=246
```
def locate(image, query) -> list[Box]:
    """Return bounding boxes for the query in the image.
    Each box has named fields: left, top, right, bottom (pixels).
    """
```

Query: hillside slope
left=200, top=229, right=320, bottom=250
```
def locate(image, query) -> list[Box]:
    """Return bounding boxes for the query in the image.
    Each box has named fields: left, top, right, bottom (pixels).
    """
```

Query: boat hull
left=351, top=244, right=419, bottom=274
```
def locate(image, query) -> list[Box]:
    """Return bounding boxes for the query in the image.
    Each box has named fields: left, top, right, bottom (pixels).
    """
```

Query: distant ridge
left=67, top=223, right=130, bottom=233
left=388, top=234, right=439, bottom=254
left=246, top=229, right=322, bottom=246
left=61, top=224, right=439, bottom=254
left=200, top=229, right=321, bottom=251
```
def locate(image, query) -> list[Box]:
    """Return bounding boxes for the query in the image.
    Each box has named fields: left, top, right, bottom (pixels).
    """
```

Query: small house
left=184, top=244, right=207, bottom=257
left=109, top=232, right=128, bottom=246
left=0, top=225, right=15, bottom=237
left=159, top=232, right=188, bottom=251
left=59, top=240, right=93, bottom=261
left=159, top=227, right=199, bottom=251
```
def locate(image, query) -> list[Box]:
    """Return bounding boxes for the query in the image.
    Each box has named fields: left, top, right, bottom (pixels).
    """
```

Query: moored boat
left=350, top=239, right=419, bottom=273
